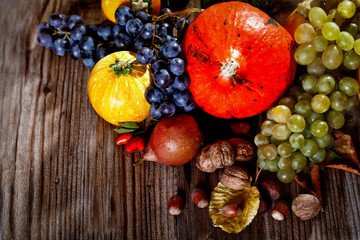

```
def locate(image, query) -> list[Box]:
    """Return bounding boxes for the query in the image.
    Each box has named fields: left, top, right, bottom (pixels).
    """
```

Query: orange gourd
left=88, top=51, right=151, bottom=125
left=183, top=2, right=297, bottom=119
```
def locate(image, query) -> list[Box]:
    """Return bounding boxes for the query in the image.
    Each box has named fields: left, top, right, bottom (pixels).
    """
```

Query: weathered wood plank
left=0, top=0, right=360, bottom=239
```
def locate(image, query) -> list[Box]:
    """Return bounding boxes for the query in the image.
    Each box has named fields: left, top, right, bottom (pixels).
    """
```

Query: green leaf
left=327, top=149, right=344, bottom=160
left=118, top=122, right=139, bottom=129
left=114, top=128, right=136, bottom=134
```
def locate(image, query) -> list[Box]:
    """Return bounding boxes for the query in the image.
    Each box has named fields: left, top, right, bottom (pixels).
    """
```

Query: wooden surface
left=1, top=0, right=360, bottom=239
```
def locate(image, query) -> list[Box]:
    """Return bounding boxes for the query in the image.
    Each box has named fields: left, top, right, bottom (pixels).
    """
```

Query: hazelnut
left=168, top=195, right=183, bottom=215
left=260, top=179, right=282, bottom=201
left=227, top=138, right=255, bottom=161
left=191, top=188, right=209, bottom=208
left=219, top=165, right=250, bottom=191
left=292, top=194, right=321, bottom=220
left=220, top=204, right=243, bottom=218
left=271, top=200, right=290, bottom=221
left=195, top=140, right=235, bottom=173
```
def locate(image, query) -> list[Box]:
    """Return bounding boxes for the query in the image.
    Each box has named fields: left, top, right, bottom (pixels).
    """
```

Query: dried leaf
left=331, top=130, right=360, bottom=169
left=323, top=164, right=360, bottom=176
left=310, top=164, right=323, bottom=211
left=294, top=175, right=319, bottom=200
left=209, top=183, right=260, bottom=234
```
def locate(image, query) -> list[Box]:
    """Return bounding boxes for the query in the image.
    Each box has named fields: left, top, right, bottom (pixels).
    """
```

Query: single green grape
left=322, top=22, right=340, bottom=41
left=272, top=124, right=291, bottom=141
left=311, top=94, right=331, bottom=113
left=287, top=114, right=306, bottom=133
left=336, top=31, right=354, bottom=51
left=288, top=86, right=305, bottom=100
left=322, top=45, right=343, bottom=70
left=257, top=158, right=266, bottom=168
left=265, top=158, right=280, bottom=172
left=277, top=168, right=296, bottom=183
left=344, top=22, right=358, bottom=38
left=295, top=43, right=317, bottom=65
left=278, top=157, right=291, bottom=170
left=337, top=0, right=356, bottom=19
left=330, top=91, right=348, bottom=111
left=295, top=100, right=312, bottom=117
left=311, top=133, right=333, bottom=148
left=309, top=148, right=327, bottom=163
left=261, top=119, right=275, bottom=136
left=266, top=107, right=275, bottom=121
left=354, top=39, right=360, bottom=54
left=300, top=139, right=319, bottom=157
left=279, top=96, right=296, bottom=113
left=307, top=57, right=326, bottom=77
left=339, top=77, right=360, bottom=96
left=306, top=111, right=324, bottom=124
left=273, top=105, right=292, bottom=123
left=294, top=23, right=316, bottom=44
left=327, top=110, right=345, bottom=129
left=254, top=133, right=270, bottom=146
left=343, top=50, right=360, bottom=70
left=262, top=144, right=278, bottom=160
left=290, top=152, right=307, bottom=171
left=309, top=7, right=327, bottom=27
left=277, top=142, right=292, bottom=157
left=289, top=133, right=305, bottom=149
left=302, top=75, right=318, bottom=94
left=257, top=145, right=267, bottom=159
left=316, top=74, right=336, bottom=95
left=310, top=120, right=329, bottom=137
left=313, top=35, right=328, bottom=52
left=298, top=92, right=313, bottom=102
left=344, top=96, right=357, bottom=111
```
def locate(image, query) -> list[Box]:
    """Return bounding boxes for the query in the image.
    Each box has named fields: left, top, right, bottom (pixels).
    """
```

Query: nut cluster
left=195, top=138, right=254, bottom=173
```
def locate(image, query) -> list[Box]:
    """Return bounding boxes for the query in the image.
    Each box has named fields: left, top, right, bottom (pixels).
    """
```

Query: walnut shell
left=219, top=165, right=250, bottom=191
left=209, top=140, right=235, bottom=168
left=292, top=194, right=321, bottom=220
left=227, top=138, right=254, bottom=161
left=195, top=140, right=235, bottom=173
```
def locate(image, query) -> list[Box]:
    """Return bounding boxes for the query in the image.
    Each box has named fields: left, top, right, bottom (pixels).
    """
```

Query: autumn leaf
left=209, top=183, right=260, bottom=234
left=323, top=164, right=360, bottom=176
left=331, top=130, right=360, bottom=169
left=310, top=164, right=323, bottom=211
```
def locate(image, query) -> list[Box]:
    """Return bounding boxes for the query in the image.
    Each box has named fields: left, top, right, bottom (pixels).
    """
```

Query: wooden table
left=1, top=0, right=360, bottom=239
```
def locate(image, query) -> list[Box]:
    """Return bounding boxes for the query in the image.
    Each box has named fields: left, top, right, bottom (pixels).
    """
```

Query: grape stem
left=150, top=8, right=203, bottom=46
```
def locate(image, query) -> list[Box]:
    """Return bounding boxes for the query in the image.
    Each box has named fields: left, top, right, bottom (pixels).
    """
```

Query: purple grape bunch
left=37, top=6, right=196, bottom=119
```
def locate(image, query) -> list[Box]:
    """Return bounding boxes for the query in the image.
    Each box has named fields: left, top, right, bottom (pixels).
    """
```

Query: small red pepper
left=116, top=132, right=133, bottom=145
left=125, top=136, right=145, bottom=154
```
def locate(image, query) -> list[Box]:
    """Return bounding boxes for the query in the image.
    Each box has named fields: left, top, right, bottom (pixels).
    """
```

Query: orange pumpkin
left=101, top=0, right=161, bottom=23
left=88, top=51, right=151, bottom=125
left=183, top=2, right=297, bottom=119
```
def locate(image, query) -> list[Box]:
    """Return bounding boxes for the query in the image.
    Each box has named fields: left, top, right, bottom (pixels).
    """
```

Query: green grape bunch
left=255, top=0, right=360, bottom=183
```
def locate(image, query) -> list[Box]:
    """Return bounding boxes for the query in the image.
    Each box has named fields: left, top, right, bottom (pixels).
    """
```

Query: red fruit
left=143, top=114, right=203, bottom=166
left=183, top=2, right=296, bottom=119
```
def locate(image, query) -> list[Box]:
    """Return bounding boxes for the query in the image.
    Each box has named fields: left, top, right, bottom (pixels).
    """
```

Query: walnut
left=292, top=194, right=321, bottom=220
left=219, top=165, right=250, bottom=190
left=227, top=138, right=255, bottom=161
left=195, top=140, right=235, bottom=173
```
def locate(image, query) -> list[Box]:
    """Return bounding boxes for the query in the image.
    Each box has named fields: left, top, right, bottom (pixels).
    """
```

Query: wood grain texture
left=0, top=0, right=359, bottom=239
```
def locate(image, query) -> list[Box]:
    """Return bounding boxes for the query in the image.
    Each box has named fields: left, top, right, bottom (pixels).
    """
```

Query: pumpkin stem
left=221, top=60, right=239, bottom=86
left=109, top=59, right=136, bottom=76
